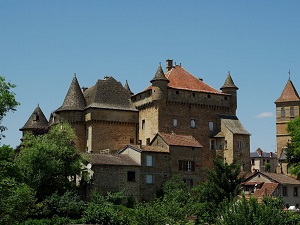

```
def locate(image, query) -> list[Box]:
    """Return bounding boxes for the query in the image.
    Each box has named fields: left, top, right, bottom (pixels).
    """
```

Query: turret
left=150, top=63, right=169, bottom=102
left=220, top=71, right=238, bottom=114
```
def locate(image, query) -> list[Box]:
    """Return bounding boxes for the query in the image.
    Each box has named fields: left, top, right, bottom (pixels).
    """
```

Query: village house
left=250, top=148, right=278, bottom=173
left=20, top=59, right=250, bottom=199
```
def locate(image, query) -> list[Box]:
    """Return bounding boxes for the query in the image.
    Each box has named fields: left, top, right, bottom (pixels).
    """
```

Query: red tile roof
left=158, top=132, right=203, bottom=148
left=146, top=65, right=224, bottom=94
left=253, top=183, right=279, bottom=197
left=275, top=79, right=300, bottom=102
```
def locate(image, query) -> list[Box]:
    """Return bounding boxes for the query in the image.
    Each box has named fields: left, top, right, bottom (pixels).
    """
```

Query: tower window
left=208, top=94, right=211, bottom=98
left=127, top=171, right=136, bottom=182
left=190, top=119, right=196, bottom=128
left=209, top=122, right=214, bottom=131
left=173, top=118, right=178, bottom=127
left=290, top=107, right=295, bottom=118
left=192, top=93, right=195, bottom=97
left=176, top=91, right=179, bottom=95
left=281, top=107, right=285, bottom=118
left=210, top=140, right=215, bottom=150
left=238, top=141, right=243, bottom=150
left=142, top=119, right=145, bottom=129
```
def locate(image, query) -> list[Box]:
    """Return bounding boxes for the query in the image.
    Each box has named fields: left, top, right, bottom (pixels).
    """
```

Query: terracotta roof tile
left=253, top=183, right=279, bottom=197
left=145, top=65, right=225, bottom=95
left=261, top=172, right=300, bottom=185
left=275, top=79, right=300, bottom=103
left=157, top=132, right=203, bottom=148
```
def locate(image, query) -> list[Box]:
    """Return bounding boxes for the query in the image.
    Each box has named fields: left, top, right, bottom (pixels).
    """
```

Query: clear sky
left=1, top=0, right=300, bottom=153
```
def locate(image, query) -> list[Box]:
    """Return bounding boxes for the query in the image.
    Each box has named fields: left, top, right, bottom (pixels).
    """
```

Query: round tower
left=150, top=64, right=169, bottom=102
left=220, top=71, right=238, bottom=115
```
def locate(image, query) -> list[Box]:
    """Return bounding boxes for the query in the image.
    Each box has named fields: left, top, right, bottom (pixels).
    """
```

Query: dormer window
left=33, top=113, right=39, bottom=121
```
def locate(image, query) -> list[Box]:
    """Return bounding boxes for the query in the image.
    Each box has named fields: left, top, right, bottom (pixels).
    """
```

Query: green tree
left=216, top=196, right=300, bottom=225
left=191, top=157, right=244, bottom=223
left=0, top=76, right=19, bottom=139
left=264, top=162, right=271, bottom=172
left=286, top=116, right=300, bottom=178
left=0, top=145, right=35, bottom=225
left=17, top=123, right=83, bottom=200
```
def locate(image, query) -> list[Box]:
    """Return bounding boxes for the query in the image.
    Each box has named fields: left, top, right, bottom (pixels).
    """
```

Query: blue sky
left=1, top=0, right=300, bottom=153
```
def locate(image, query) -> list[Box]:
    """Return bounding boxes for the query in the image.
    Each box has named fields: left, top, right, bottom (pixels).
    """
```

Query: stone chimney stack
left=270, top=152, right=273, bottom=158
left=166, top=59, right=173, bottom=71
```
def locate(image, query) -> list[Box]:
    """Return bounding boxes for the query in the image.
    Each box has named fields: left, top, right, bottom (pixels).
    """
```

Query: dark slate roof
left=118, top=144, right=170, bottom=154
left=219, top=115, right=250, bottom=135
left=221, top=72, right=238, bottom=90
left=86, top=153, right=140, bottom=166
left=20, top=105, right=49, bottom=131
left=56, top=75, right=86, bottom=112
left=83, top=76, right=137, bottom=111
left=275, top=79, right=300, bottom=103
left=250, top=151, right=277, bottom=158
left=151, top=65, right=169, bottom=83
left=279, top=149, right=287, bottom=161
left=245, top=172, right=300, bottom=185
left=154, top=132, right=203, bottom=148
left=124, top=80, right=134, bottom=95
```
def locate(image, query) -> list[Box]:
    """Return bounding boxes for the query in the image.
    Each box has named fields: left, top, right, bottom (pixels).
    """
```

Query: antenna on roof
left=74, top=73, right=76, bottom=77
left=159, top=62, right=161, bottom=66
left=288, top=69, right=291, bottom=80
left=228, top=71, right=230, bottom=75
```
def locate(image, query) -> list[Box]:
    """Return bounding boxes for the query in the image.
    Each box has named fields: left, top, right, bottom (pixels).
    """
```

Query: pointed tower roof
left=150, top=64, right=169, bottom=83
left=20, top=105, right=49, bottom=131
left=275, top=79, right=300, bottom=103
left=83, top=76, right=137, bottom=111
left=56, top=74, right=86, bottom=111
left=221, top=72, right=238, bottom=90
left=124, top=80, right=134, bottom=95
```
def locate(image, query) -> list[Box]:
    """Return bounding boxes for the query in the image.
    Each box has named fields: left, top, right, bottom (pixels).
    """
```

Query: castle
left=20, top=59, right=250, bottom=199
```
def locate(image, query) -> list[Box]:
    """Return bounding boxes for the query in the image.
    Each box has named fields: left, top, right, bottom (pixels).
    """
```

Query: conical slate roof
left=151, top=65, right=169, bottom=83
left=275, top=79, right=300, bottom=103
left=124, top=80, right=134, bottom=95
left=83, top=76, right=137, bottom=111
left=221, top=72, right=238, bottom=90
left=56, top=75, right=86, bottom=111
left=20, top=105, right=49, bottom=131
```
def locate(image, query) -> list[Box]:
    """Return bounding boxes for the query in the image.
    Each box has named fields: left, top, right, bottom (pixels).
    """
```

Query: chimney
left=256, top=148, right=262, bottom=157
left=166, top=59, right=173, bottom=71
left=270, top=152, right=273, bottom=158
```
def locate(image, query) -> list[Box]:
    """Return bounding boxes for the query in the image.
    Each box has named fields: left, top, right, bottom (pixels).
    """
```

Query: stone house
left=21, top=59, right=250, bottom=198
left=242, top=171, right=300, bottom=208
left=250, top=148, right=278, bottom=173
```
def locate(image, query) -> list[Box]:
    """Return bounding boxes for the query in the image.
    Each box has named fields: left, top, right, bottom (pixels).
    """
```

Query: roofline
left=117, top=144, right=142, bottom=154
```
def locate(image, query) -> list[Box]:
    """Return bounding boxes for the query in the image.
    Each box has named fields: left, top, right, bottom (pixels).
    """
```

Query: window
left=210, top=140, right=215, bottom=150
left=173, top=118, right=178, bottom=127
left=146, top=155, right=153, bottom=166
left=209, top=122, right=214, bottom=131
left=130, top=138, right=134, bottom=144
left=142, top=119, right=145, bottom=129
left=238, top=141, right=243, bottom=150
left=183, top=178, right=193, bottom=187
left=146, top=138, right=150, bottom=145
left=179, top=160, right=195, bottom=172
left=281, top=107, right=285, bottom=118
left=127, top=171, right=135, bottom=182
left=251, top=159, right=255, bottom=165
left=224, top=140, right=228, bottom=149
left=190, top=119, right=196, bottom=128
left=146, top=174, right=153, bottom=184
left=192, top=93, right=195, bottom=97
left=283, top=186, right=288, bottom=196
left=33, top=113, right=39, bottom=121
left=291, top=107, right=295, bottom=118
left=176, top=90, right=179, bottom=94
left=294, top=187, right=298, bottom=196
left=208, top=94, right=211, bottom=98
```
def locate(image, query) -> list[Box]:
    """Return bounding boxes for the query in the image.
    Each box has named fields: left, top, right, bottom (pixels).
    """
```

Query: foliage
left=0, top=76, right=19, bottom=139
left=264, top=162, right=271, bottom=172
left=216, top=196, right=300, bottom=225
left=287, top=117, right=300, bottom=178
left=0, top=145, right=36, bottom=225
left=40, top=191, right=85, bottom=219
left=191, top=157, right=244, bottom=223
left=16, top=123, right=83, bottom=200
